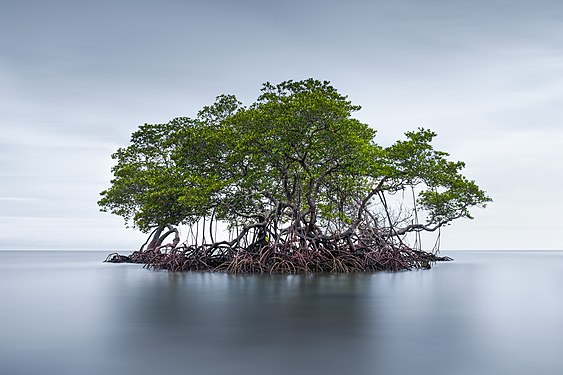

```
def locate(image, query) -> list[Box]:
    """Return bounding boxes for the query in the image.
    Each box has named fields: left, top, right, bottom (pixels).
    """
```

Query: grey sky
left=1, top=0, right=562, bottom=250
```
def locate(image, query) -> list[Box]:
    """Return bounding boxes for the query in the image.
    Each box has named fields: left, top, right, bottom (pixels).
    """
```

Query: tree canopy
left=100, top=79, right=491, bottom=273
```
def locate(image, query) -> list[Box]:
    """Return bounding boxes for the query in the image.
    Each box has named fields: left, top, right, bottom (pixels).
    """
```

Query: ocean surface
left=1, top=250, right=563, bottom=375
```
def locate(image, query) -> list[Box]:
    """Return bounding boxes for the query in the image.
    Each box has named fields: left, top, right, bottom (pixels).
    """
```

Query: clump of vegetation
left=100, top=79, right=490, bottom=273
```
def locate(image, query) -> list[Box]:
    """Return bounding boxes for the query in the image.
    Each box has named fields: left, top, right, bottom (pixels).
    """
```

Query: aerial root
left=104, top=236, right=451, bottom=274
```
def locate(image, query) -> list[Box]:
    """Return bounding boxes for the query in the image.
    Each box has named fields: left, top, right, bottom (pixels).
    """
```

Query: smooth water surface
left=1, top=251, right=563, bottom=375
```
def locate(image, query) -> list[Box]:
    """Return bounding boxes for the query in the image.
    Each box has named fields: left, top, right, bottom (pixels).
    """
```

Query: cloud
left=1, top=0, right=562, bottom=250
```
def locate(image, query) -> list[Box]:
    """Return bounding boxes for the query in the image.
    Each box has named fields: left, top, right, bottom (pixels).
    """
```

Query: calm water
left=1, top=251, right=563, bottom=375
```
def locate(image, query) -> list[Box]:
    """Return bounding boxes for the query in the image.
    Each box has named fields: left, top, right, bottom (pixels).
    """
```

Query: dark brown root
left=104, top=239, right=452, bottom=274
left=104, top=253, right=131, bottom=263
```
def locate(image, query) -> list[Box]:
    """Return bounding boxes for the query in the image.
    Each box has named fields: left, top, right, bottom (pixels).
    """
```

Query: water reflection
left=1, top=251, right=563, bottom=375
left=103, top=272, right=375, bottom=375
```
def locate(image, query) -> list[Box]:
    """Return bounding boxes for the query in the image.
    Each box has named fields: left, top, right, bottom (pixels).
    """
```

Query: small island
left=99, top=79, right=490, bottom=273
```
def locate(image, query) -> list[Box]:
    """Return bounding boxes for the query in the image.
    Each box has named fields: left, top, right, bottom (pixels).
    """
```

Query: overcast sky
left=1, top=0, right=562, bottom=250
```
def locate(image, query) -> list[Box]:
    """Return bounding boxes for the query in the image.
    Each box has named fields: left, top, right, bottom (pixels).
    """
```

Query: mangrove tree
left=99, top=79, right=491, bottom=273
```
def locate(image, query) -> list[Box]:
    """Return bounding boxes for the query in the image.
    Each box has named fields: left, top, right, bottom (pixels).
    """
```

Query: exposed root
left=105, top=236, right=452, bottom=274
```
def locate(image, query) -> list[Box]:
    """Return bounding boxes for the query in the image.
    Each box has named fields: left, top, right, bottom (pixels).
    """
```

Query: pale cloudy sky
left=1, top=0, right=562, bottom=250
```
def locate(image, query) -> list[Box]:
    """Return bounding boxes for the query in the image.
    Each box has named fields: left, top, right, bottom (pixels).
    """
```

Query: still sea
left=1, top=250, right=563, bottom=375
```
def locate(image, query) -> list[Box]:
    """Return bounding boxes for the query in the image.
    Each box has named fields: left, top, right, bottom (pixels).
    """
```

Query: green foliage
left=99, top=79, right=491, bottom=236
